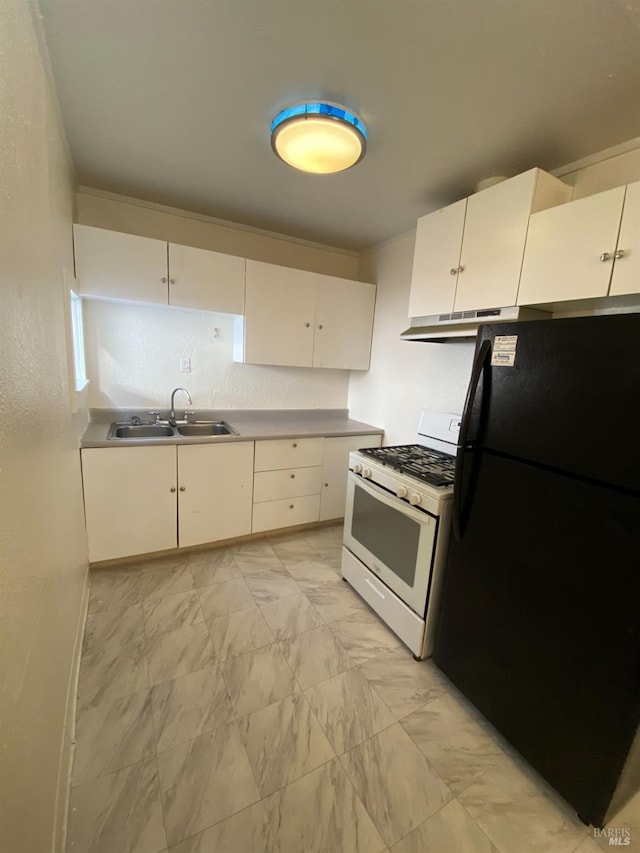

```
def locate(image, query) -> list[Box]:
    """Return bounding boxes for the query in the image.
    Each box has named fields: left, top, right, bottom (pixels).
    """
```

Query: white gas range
left=342, top=409, right=461, bottom=660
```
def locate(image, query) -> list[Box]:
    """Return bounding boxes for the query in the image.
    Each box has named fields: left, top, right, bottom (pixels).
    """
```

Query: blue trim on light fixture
left=271, top=102, right=367, bottom=140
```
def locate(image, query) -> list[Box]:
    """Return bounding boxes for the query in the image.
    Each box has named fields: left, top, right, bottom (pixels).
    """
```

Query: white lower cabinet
left=320, top=434, right=382, bottom=521
left=178, top=443, right=254, bottom=548
left=251, top=437, right=324, bottom=533
left=82, top=432, right=383, bottom=560
left=81, top=445, right=178, bottom=563
left=250, top=433, right=382, bottom=534
left=82, top=441, right=254, bottom=561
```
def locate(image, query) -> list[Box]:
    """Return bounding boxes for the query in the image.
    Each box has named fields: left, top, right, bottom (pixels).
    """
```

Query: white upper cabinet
left=409, top=198, right=467, bottom=318
left=74, top=224, right=245, bottom=314
left=517, top=181, right=639, bottom=306
left=313, top=276, right=375, bottom=369
left=408, top=169, right=572, bottom=316
left=609, top=181, right=640, bottom=298
left=167, top=243, right=245, bottom=314
left=74, top=224, right=168, bottom=304
left=243, top=261, right=317, bottom=367
left=241, top=260, right=375, bottom=370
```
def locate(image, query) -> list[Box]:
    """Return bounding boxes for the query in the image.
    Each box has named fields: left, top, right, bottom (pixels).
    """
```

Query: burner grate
left=359, top=444, right=456, bottom=487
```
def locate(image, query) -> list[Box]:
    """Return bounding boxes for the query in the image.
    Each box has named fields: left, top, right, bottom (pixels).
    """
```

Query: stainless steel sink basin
left=109, top=424, right=175, bottom=439
left=176, top=422, right=236, bottom=436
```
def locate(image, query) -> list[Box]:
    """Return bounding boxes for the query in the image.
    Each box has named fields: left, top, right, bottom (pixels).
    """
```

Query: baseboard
left=51, top=567, right=90, bottom=853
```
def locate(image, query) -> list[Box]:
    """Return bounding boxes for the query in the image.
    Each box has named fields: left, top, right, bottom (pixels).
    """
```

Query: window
left=63, top=268, right=89, bottom=412
left=70, top=288, right=88, bottom=391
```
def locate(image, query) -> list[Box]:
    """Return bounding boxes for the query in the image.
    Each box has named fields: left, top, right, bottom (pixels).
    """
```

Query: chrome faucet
left=169, top=387, right=192, bottom=426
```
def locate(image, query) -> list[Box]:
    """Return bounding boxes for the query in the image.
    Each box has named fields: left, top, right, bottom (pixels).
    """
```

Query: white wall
left=349, top=234, right=475, bottom=443
left=84, top=299, right=349, bottom=409
left=0, top=2, right=89, bottom=852
left=77, top=191, right=357, bottom=410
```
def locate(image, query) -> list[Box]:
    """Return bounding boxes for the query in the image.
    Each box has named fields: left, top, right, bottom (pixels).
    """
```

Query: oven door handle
left=453, top=338, right=491, bottom=541
left=348, top=472, right=434, bottom=526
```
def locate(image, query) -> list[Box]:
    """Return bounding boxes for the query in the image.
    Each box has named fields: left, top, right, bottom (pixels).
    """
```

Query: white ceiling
left=40, top=0, right=640, bottom=251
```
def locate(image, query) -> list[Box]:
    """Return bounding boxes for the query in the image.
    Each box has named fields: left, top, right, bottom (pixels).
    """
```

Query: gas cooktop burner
left=359, top=444, right=456, bottom=487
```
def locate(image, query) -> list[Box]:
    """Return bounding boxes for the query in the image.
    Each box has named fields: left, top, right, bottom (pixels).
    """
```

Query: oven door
left=344, top=472, right=437, bottom=615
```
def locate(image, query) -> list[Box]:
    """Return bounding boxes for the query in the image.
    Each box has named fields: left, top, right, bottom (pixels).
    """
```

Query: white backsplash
left=83, top=298, right=350, bottom=410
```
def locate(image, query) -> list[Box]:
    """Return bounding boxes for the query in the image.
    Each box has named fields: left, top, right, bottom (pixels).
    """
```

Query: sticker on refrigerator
left=491, top=350, right=516, bottom=367
left=494, top=335, right=518, bottom=352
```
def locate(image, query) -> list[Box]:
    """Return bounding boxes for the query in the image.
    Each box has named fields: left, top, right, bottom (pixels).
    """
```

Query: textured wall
left=0, top=2, right=89, bottom=851
left=84, top=299, right=350, bottom=409
left=348, top=234, right=475, bottom=443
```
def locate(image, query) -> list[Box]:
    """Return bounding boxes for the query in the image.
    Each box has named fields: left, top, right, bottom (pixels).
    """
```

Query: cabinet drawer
left=254, top=438, right=324, bottom=472
left=253, top=466, right=322, bottom=503
left=252, top=494, right=320, bottom=533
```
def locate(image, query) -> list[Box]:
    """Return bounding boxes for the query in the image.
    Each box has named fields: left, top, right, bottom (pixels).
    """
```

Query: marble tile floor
left=66, top=524, right=640, bottom=853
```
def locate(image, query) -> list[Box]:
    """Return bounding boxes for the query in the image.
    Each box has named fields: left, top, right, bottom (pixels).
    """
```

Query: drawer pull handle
left=289, top=504, right=294, bottom=509
left=365, top=577, right=386, bottom=600
left=290, top=474, right=296, bottom=479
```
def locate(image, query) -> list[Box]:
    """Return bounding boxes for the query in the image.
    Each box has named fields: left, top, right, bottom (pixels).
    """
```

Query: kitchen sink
left=107, top=420, right=238, bottom=440
left=176, top=421, right=236, bottom=436
left=109, top=424, right=175, bottom=439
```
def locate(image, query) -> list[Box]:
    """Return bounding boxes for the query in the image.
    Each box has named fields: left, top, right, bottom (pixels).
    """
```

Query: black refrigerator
left=433, top=313, right=640, bottom=829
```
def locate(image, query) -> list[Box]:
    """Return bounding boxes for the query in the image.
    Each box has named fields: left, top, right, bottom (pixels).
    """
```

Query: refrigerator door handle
left=453, top=339, right=491, bottom=540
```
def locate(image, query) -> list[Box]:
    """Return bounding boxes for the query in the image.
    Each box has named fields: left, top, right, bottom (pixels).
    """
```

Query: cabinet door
left=81, top=446, right=177, bottom=562
left=168, top=244, right=245, bottom=314
left=73, top=224, right=168, bottom=304
left=319, top=434, right=382, bottom=521
left=517, top=187, right=626, bottom=306
left=313, top=278, right=376, bottom=370
left=609, top=182, right=640, bottom=297
left=243, top=260, right=317, bottom=366
left=178, top=442, right=254, bottom=548
left=408, top=199, right=467, bottom=317
left=454, top=170, right=539, bottom=312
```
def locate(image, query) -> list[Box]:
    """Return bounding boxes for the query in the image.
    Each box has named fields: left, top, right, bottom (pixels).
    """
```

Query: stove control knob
left=396, top=486, right=408, bottom=498
left=363, top=467, right=373, bottom=478
left=353, top=463, right=363, bottom=474
left=409, top=493, right=422, bottom=506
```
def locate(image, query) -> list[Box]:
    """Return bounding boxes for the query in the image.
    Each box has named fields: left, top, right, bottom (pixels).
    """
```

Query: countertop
left=80, top=408, right=384, bottom=448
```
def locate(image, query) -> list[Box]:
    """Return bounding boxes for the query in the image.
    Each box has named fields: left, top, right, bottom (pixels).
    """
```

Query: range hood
left=401, top=306, right=550, bottom=343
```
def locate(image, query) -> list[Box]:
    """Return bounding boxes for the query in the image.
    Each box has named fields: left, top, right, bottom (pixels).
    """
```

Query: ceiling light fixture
left=270, top=102, right=367, bottom=174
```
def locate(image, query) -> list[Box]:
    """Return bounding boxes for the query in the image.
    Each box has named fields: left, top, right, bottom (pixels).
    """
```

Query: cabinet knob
left=170, top=278, right=176, bottom=285
left=318, top=324, right=324, bottom=329
left=449, top=268, right=457, bottom=276
left=457, top=265, right=465, bottom=273
left=170, top=487, right=176, bottom=493
left=290, top=473, right=296, bottom=478
left=179, top=486, right=186, bottom=492
left=161, top=277, right=168, bottom=283
left=615, top=249, right=626, bottom=259
left=600, top=252, right=612, bottom=262
left=305, top=322, right=311, bottom=328
left=289, top=504, right=294, bottom=509
left=324, top=482, right=329, bottom=487
left=292, top=442, right=298, bottom=448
